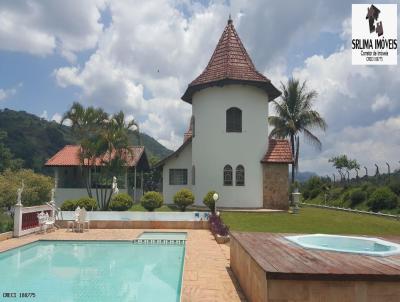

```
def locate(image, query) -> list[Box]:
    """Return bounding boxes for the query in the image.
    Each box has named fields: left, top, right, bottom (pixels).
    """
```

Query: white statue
left=112, top=176, right=119, bottom=195
left=16, top=180, right=24, bottom=206
left=50, top=188, right=56, bottom=204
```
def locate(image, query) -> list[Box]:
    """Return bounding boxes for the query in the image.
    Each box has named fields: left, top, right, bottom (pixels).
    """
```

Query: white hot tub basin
left=285, top=234, right=400, bottom=256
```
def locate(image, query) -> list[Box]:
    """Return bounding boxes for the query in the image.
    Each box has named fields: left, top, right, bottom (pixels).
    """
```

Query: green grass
left=221, top=207, right=400, bottom=236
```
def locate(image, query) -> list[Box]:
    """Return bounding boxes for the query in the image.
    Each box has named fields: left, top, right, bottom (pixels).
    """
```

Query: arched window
left=226, top=107, right=242, bottom=132
left=223, top=165, right=233, bottom=186
left=236, top=165, right=245, bottom=186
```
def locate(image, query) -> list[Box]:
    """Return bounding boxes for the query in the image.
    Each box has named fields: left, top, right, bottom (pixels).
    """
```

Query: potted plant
left=209, top=212, right=230, bottom=243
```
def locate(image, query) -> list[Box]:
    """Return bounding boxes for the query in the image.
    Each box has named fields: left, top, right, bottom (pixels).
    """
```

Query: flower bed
left=209, top=213, right=230, bottom=243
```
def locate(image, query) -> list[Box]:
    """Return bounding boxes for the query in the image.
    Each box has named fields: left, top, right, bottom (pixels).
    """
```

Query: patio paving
left=0, top=229, right=246, bottom=302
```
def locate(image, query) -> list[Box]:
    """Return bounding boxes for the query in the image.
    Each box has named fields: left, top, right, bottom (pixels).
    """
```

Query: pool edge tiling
left=230, top=232, right=400, bottom=302
left=0, top=229, right=245, bottom=302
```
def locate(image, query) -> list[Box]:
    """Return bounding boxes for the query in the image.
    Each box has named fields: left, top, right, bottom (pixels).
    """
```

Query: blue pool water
left=0, top=241, right=185, bottom=301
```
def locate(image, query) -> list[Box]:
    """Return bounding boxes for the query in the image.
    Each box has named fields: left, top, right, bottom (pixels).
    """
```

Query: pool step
left=132, top=239, right=186, bottom=245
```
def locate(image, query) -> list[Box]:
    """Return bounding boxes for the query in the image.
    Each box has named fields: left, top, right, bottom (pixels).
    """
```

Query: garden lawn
left=221, top=207, right=400, bottom=236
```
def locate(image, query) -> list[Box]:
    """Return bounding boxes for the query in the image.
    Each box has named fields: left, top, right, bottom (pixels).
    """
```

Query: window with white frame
left=169, top=169, right=188, bottom=185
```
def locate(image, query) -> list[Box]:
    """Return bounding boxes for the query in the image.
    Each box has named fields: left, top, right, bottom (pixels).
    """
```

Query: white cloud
left=40, top=110, right=48, bottom=119
left=301, top=116, right=400, bottom=176
left=371, top=94, right=395, bottom=112
left=0, top=83, right=21, bottom=101
left=51, top=113, right=62, bottom=123
left=0, top=0, right=106, bottom=60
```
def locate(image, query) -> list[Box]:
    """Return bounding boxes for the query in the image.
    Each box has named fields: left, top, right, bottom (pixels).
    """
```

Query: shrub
left=350, top=189, right=366, bottom=207
left=365, top=185, right=378, bottom=198
left=309, top=188, right=321, bottom=199
left=209, top=213, right=229, bottom=236
left=367, top=187, right=398, bottom=212
left=109, top=193, right=133, bottom=211
left=0, top=212, right=13, bottom=233
left=60, top=199, right=77, bottom=211
left=141, top=191, right=163, bottom=211
left=0, top=169, right=53, bottom=210
left=329, top=187, right=342, bottom=201
left=203, top=190, right=217, bottom=212
left=389, top=178, right=400, bottom=196
left=60, top=197, right=97, bottom=211
left=302, top=190, right=310, bottom=200
left=75, top=197, right=97, bottom=211
left=173, top=189, right=194, bottom=211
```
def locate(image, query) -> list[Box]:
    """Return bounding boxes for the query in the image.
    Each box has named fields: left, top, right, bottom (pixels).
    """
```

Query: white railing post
left=13, top=204, right=23, bottom=237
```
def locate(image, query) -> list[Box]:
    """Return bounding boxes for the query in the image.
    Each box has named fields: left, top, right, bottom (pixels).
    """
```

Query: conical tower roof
left=182, top=18, right=281, bottom=103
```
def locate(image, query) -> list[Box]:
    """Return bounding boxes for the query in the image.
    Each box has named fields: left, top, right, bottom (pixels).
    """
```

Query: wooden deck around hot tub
left=230, top=232, right=400, bottom=302
left=231, top=232, right=400, bottom=281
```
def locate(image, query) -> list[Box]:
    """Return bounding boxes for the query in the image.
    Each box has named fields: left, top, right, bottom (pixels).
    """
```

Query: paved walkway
left=0, top=229, right=246, bottom=301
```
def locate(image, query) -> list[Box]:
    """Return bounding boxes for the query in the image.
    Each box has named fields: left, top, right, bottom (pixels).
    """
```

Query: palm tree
left=268, top=78, right=327, bottom=184
left=62, top=103, right=139, bottom=209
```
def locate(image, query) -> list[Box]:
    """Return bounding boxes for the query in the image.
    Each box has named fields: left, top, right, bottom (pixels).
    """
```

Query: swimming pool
left=286, top=234, right=400, bottom=256
left=0, top=240, right=185, bottom=301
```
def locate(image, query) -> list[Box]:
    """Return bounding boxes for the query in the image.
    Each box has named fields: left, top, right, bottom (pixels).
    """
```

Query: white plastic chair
left=44, top=212, right=55, bottom=231
left=68, top=206, right=81, bottom=232
left=37, top=211, right=47, bottom=233
left=76, top=208, right=89, bottom=232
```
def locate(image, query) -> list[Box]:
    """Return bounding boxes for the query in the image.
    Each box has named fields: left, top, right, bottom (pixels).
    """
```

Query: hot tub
left=285, top=234, right=400, bottom=256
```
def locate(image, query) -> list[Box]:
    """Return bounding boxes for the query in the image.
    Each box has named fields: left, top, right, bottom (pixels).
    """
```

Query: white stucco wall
left=191, top=85, right=269, bottom=207
left=162, top=142, right=192, bottom=204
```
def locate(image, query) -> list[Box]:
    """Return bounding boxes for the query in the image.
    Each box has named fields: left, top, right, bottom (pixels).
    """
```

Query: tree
left=62, top=103, right=139, bottom=210
left=269, top=78, right=327, bottom=184
left=0, top=130, right=23, bottom=172
left=329, top=155, right=360, bottom=182
left=0, top=169, right=53, bottom=211
left=143, top=156, right=162, bottom=192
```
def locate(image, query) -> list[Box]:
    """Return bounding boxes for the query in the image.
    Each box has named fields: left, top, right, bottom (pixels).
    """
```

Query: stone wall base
left=262, top=163, right=289, bottom=210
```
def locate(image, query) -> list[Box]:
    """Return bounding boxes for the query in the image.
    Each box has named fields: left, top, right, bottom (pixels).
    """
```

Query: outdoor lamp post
left=213, top=192, right=219, bottom=215
left=292, top=189, right=301, bottom=214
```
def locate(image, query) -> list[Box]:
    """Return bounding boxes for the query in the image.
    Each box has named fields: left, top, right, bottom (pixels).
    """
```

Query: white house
left=157, top=18, right=293, bottom=209
left=45, top=145, right=149, bottom=206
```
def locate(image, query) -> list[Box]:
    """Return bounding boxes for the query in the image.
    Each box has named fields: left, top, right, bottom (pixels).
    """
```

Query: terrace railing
left=14, top=204, right=53, bottom=237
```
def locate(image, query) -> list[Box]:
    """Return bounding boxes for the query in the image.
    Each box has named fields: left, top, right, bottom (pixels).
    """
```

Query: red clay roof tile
left=261, top=139, right=293, bottom=164
left=45, top=145, right=145, bottom=167
left=182, top=19, right=280, bottom=103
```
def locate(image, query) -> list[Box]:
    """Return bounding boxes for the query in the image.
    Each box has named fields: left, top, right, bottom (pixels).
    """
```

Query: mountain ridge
left=0, top=108, right=172, bottom=172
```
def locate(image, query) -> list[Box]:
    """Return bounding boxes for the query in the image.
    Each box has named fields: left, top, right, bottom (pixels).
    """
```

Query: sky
left=0, top=0, right=399, bottom=176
